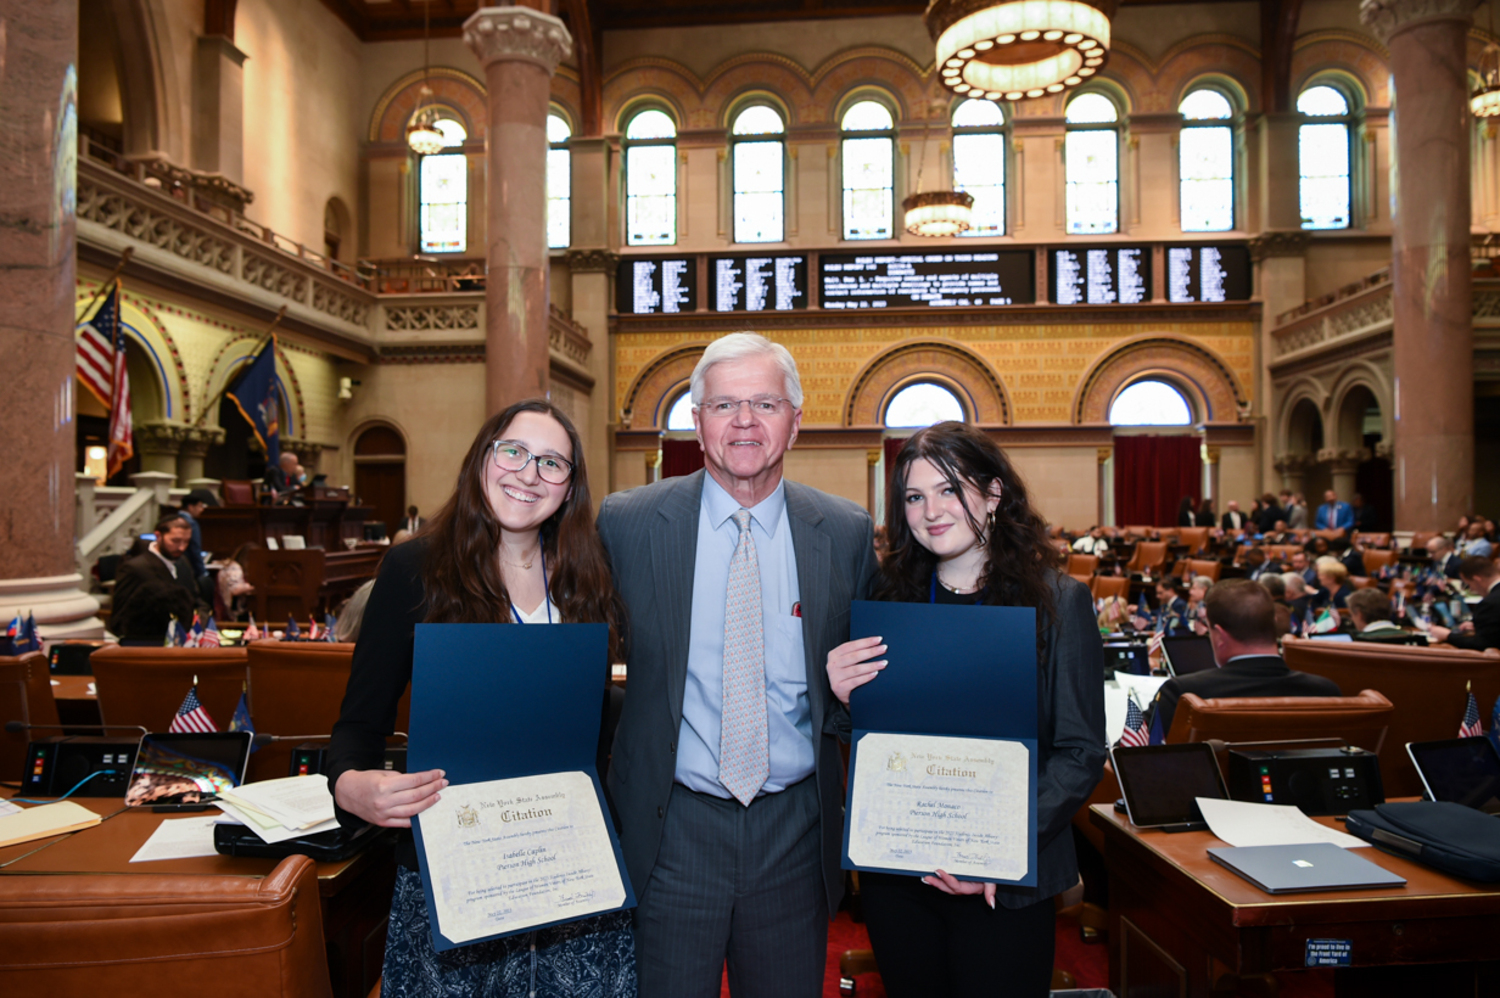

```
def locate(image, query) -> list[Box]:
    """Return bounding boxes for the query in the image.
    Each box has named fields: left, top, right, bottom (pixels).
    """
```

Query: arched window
left=1298, top=85, right=1352, bottom=230
left=952, top=99, right=1006, bottom=237
left=547, top=112, right=571, bottom=249
left=885, top=383, right=965, bottom=428
left=665, top=391, right=695, bottom=431
left=732, top=104, right=785, bottom=243
left=625, top=108, right=677, bottom=246
left=1109, top=380, right=1193, bottom=426
left=1065, top=93, right=1119, bottom=235
left=1179, top=88, right=1234, bottom=232
left=841, top=100, right=895, bottom=240
left=419, top=117, right=468, bottom=253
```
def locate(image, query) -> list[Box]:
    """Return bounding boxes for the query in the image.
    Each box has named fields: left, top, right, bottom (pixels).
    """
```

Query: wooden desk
left=49, top=674, right=102, bottom=728
left=246, top=546, right=383, bottom=623
left=0, top=798, right=394, bottom=998
left=1090, top=804, right=1500, bottom=996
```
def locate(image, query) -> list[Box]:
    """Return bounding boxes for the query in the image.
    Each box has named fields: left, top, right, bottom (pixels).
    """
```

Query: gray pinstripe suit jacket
left=597, top=469, right=877, bottom=913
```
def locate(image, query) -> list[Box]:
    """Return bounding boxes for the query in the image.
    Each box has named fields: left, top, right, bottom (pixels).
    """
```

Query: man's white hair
left=690, top=332, right=803, bottom=407
left=1282, top=573, right=1307, bottom=596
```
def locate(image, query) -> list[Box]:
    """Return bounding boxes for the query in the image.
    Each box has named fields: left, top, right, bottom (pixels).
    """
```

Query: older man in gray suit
left=598, top=333, right=877, bottom=998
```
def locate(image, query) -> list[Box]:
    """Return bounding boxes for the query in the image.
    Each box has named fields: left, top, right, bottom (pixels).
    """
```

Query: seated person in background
left=216, top=540, right=258, bottom=619
left=261, top=452, right=301, bottom=503
left=1242, top=546, right=1273, bottom=581
left=1072, top=525, right=1110, bottom=557
left=1221, top=499, right=1249, bottom=533
left=111, top=515, right=203, bottom=642
left=1347, top=588, right=1409, bottom=642
left=1282, top=573, right=1313, bottom=625
left=1096, top=595, right=1130, bottom=634
left=1139, top=580, right=1342, bottom=738
left=1288, top=549, right=1317, bottom=586
left=1185, top=575, right=1213, bottom=634
left=1429, top=555, right=1500, bottom=649
left=1263, top=520, right=1293, bottom=545
left=1426, top=534, right=1461, bottom=579
left=1338, top=538, right=1367, bottom=578
left=1312, top=557, right=1352, bottom=610
left=1132, top=579, right=1189, bottom=633
left=1458, top=520, right=1494, bottom=558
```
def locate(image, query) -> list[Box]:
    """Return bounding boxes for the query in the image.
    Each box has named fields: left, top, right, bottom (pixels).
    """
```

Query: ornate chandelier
left=406, top=1, right=446, bottom=154
left=927, top=0, right=1116, bottom=103
left=903, top=190, right=975, bottom=237
left=1475, top=40, right=1500, bottom=118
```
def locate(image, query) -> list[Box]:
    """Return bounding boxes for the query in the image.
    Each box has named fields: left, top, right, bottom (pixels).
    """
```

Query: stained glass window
left=885, top=382, right=965, bottom=428
left=420, top=152, right=467, bottom=253
left=1179, top=89, right=1234, bottom=232
left=1298, top=85, right=1352, bottom=230
left=732, top=105, right=785, bottom=243
left=665, top=392, right=695, bottom=431
left=952, top=99, right=1006, bottom=237
left=842, top=100, right=894, bottom=240
left=547, top=112, right=571, bottom=249
left=626, top=109, right=678, bottom=246
left=1065, top=93, right=1119, bottom=235
left=1109, top=380, right=1193, bottom=426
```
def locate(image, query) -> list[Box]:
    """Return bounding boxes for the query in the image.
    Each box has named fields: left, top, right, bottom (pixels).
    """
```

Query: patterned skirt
left=382, top=865, right=638, bottom=998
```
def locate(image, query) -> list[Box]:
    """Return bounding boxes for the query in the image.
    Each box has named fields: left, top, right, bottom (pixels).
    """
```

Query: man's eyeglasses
left=696, top=395, right=794, bottom=420
left=490, top=440, right=574, bottom=484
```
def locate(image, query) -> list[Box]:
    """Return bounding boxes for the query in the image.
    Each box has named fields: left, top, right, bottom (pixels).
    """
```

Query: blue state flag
left=225, top=335, right=281, bottom=467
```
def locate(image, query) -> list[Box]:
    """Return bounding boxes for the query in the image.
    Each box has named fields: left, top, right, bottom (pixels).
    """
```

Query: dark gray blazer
left=596, top=469, right=877, bottom=913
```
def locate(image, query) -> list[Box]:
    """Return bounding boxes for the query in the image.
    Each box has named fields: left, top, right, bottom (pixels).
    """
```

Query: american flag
left=306, top=619, right=322, bottom=641
left=243, top=614, right=261, bottom=641
left=76, top=283, right=133, bottom=477
left=1147, top=629, right=1165, bottom=657
left=169, top=683, right=218, bottom=734
left=181, top=612, right=201, bottom=649
left=199, top=615, right=221, bottom=648
left=1460, top=685, right=1484, bottom=739
left=1119, top=692, right=1151, bottom=748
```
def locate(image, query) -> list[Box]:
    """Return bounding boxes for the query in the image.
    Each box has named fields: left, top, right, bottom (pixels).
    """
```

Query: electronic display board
left=1165, top=245, right=1252, bottom=303
left=709, top=255, right=809, bottom=312
left=615, top=257, right=697, bottom=314
left=819, top=250, right=1034, bottom=308
left=1051, top=247, right=1151, bottom=305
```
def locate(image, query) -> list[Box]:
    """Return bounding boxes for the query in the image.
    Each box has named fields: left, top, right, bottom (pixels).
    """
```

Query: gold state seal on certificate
left=417, top=771, right=625, bottom=944
left=847, top=732, right=1030, bottom=881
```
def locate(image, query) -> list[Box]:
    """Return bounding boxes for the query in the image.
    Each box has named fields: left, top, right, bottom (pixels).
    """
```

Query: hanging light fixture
left=926, top=0, right=1116, bottom=103
left=903, top=103, right=974, bottom=237
left=406, top=1, right=446, bottom=155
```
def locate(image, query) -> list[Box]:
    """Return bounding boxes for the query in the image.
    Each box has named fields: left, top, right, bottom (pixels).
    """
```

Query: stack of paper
left=1195, top=798, right=1369, bottom=849
left=0, top=800, right=101, bottom=848
left=130, top=815, right=222, bottom=862
left=214, top=775, right=338, bottom=844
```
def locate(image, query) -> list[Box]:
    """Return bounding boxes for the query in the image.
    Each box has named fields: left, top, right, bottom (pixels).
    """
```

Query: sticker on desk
left=1305, top=939, right=1352, bottom=967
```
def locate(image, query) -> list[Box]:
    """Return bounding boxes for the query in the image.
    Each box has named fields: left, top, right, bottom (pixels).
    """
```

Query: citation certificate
left=847, top=732, right=1030, bottom=881
left=416, top=770, right=626, bottom=944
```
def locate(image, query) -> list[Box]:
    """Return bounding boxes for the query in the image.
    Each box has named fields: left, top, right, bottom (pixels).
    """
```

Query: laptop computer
left=1208, top=842, right=1407, bottom=893
left=123, top=731, right=252, bottom=809
left=1406, top=736, right=1500, bottom=815
left=1111, top=742, right=1229, bottom=831
left=1103, top=641, right=1151, bottom=679
left=1162, top=634, right=1217, bottom=678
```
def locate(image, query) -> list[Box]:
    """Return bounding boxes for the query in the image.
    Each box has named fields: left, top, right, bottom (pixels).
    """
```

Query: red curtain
left=661, top=438, right=705, bottom=479
left=883, top=437, right=907, bottom=485
left=1113, top=435, right=1201, bottom=527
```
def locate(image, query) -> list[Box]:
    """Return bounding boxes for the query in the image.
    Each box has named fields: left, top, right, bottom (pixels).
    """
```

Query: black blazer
left=1142, top=655, right=1343, bottom=737
left=110, top=550, right=197, bottom=639
left=1221, top=510, right=1247, bottom=531
left=1445, top=585, right=1500, bottom=651
left=597, top=470, right=877, bottom=914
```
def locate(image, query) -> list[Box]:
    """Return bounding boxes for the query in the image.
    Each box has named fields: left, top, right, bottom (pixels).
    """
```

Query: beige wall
left=784, top=448, right=868, bottom=509
left=1007, top=446, right=1101, bottom=531
left=1216, top=445, right=1259, bottom=512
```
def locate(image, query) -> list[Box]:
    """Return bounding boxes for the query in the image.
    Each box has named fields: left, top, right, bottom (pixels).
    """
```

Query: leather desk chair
left=1184, top=558, right=1222, bottom=582
left=1176, top=527, right=1210, bottom=555
left=1091, top=575, right=1129, bottom=601
left=0, top=652, right=59, bottom=782
left=1314, top=528, right=1346, bottom=543
left=1361, top=548, right=1398, bottom=575
left=90, top=645, right=249, bottom=733
left=221, top=480, right=256, bottom=505
left=1123, top=526, right=1157, bottom=540
left=0, top=854, right=332, bottom=998
left=1125, top=542, right=1168, bottom=575
left=1068, top=553, right=1099, bottom=576
left=1163, top=689, right=1393, bottom=753
left=1281, top=637, right=1500, bottom=796
left=1355, top=532, right=1393, bottom=549
left=1349, top=576, right=1379, bottom=590
left=246, top=640, right=410, bottom=782
left=1407, top=531, right=1442, bottom=553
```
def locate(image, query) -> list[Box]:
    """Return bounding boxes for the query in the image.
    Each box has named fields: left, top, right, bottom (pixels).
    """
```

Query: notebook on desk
left=1208, top=842, right=1406, bottom=893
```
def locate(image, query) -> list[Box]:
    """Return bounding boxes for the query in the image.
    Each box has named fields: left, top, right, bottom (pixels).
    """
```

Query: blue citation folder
left=843, top=600, right=1039, bottom=886
left=408, top=623, right=636, bottom=951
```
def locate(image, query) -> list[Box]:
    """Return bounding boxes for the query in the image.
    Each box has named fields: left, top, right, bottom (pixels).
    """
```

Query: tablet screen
left=1407, top=737, right=1500, bottom=814
left=1111, top=743, right=1228, bottom=827
left=123, top=732, right=251, bottom=807
left=1162, top=635, right=1216, bottom=676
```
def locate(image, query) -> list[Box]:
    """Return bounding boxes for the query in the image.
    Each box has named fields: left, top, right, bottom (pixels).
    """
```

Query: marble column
left=1362, top=0, right=1478, bottom=528
left=464, top=8, right=572, bottom=417
left=177, top=426, right=225, bottom=483
left=0, top=1, right=102, bottom=638
left=135, top=421, right=189, bottom=477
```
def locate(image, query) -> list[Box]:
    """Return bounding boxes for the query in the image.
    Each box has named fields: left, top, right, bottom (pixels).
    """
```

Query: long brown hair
left=880, top=422, right=1060, bottom=642
left=421, top=399, right=626, bottom=661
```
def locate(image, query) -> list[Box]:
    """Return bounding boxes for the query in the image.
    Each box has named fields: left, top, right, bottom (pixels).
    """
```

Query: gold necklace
left=501, top=549, right=541, bottom=570
left=936, top=570, right=981, bottom=594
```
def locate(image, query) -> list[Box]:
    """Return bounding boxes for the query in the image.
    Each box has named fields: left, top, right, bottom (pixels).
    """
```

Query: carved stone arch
left=1327, top=362, right=1392, bottom=450
left=1169, top=67, right=1257, bottom=116
left=833, top=83, right=907, bottom=129
left=1073, top=336, right=1246, bottom=424
left=622, top=343, right=709, bottom=430
left=201, top=336, right=305, bottom=438
left=1152, top=38, right=1261, bottom=114
left=614, top=89, right=692, bottom=135
left=348, top=416, right=411, bottom=456
left=1290, top=32, right=1389, bottom=106
left=707, top=73, right=803, bottom=129
left=369, top=68, right=488, bottom=143
left=843, top=341, right=1010, bottom=427
left=604, top=60, right=703, bottom=132
left=1088, top=46, right=1147, bottom=115
left=105, top=0, right=181, bottom=159
left=813, top=52, right=929, bottom=124
left=1276, top=377, right=1329, bottom=453
left=551, top=64, right=583, bottom=128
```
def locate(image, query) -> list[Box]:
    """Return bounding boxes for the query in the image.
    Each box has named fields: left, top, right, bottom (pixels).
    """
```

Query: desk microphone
left=6, top=721, right=149, bottom=736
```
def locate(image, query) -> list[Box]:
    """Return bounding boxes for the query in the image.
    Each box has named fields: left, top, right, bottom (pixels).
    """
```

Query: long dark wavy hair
left=421, top=399, right=626, bottom=661
left=879, top=422, right=1060, bottom=642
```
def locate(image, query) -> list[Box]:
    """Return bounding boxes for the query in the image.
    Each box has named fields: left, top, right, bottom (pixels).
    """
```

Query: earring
left=986, top=508, right=996, bottom=538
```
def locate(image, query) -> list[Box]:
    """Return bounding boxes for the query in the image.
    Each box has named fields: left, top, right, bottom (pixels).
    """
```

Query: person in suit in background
left=261, top=451, right=300, bottom=504
left=1458, top=521, right=1494, bottom=558
left=1288, top=549, right=1318, bottom=586
left=1195, top=499, right=1216, bottom=527
left=1314, top=489, right=1354, bottom=532
left=1283, top=490, right=1308, bottom=529
left=400, top=505, right=425, bottom=534
left=1176, top=495, right=1197, bottom=527
left=1282, top=572, right=1313, bottom=624
left=1254, top=493, right=1285, bottom=534
left=1426, top=535, right=1462, bottom=579
left=1338, top=539, right=1367, bottom=578
left=110, top=514, right=201, bottom=642
left=827, top=422, right=1104, bottom=998
left=1347, top=588, right=1410, bottom=642
left=1221, top=499, right=1248, bottom=533
left=597, top=333, right=877, bottom=998
left=1429, top=556, right=1500, bottom=649
left=1140, top=580, right=1341, bottom=737
left=1351, top=492, right=1377, bottom=532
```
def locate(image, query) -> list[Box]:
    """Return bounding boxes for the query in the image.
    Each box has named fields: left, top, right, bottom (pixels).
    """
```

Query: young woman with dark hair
left=1177, top=494, right=1198, bottom=527
left=825, top=422, right=1105, bottom=998
left=327, top=399, right=634, bottom=997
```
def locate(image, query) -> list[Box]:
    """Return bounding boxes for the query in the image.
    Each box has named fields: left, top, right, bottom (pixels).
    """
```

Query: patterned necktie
left=719, top=509, right=769, bottom=805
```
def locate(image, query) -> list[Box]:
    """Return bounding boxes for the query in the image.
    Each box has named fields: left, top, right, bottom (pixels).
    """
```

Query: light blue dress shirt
left=676, top=473, right=812, bottom=798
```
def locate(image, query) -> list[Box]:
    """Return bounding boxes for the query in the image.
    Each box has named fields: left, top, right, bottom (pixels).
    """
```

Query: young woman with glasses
left=327, top=399, right=634, bottom=996
left=824, top=422, right=1106, bottom=998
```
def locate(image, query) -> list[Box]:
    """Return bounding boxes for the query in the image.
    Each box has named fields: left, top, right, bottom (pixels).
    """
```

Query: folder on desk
left=408, top=623, right=635, bottom=951
left=842, top=600, right=1039, bottom=887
